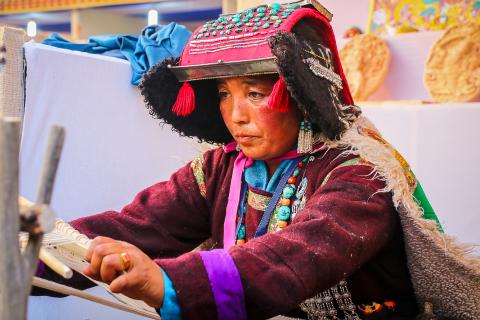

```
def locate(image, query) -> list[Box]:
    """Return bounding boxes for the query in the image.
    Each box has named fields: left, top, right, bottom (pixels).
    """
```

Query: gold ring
left=119, top=252, right=131, bottom=270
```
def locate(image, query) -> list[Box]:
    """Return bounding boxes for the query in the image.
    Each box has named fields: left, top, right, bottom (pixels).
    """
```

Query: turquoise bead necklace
left=235, top=156, right=310, bottom=245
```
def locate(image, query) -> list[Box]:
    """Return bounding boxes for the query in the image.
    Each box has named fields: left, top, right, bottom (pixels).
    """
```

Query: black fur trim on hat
left=139, top=57, right=232, bottom=144
left=269, top=31, right=347, bottom=140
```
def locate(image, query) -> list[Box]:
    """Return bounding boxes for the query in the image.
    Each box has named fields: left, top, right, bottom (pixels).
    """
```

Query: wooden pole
left=0, top=119, right=65, bottom=320
left=0, top=118, right=25, bottom=320
left=22, top=125, right=65, bottom=307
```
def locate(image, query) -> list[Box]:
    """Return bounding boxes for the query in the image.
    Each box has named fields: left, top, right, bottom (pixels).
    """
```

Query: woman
left=39, top=3, right=480, bottom=320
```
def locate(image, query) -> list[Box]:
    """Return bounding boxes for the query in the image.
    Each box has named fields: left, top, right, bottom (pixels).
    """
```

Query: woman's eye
left=218, top=91, right=229, bottom=99
left=249, top=91, right=265, bottom=99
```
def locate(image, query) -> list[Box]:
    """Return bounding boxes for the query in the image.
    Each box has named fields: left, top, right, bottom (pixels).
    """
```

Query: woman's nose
left=231, top=97, right=249, bottom=124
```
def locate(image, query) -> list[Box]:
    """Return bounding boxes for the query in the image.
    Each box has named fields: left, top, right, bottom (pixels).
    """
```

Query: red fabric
left=65, top=146, right=415, bottom=319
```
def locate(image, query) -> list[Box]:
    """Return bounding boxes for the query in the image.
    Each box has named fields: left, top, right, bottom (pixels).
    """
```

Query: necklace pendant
left=296, top=177, right=308, bottom=199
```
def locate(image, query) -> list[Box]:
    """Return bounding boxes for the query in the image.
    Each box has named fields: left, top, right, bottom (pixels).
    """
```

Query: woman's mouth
left=235, top=134, right=258, bottom=143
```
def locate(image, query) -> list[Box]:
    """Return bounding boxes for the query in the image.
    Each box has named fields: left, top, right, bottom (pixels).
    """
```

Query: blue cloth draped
left=42, top=23, right=191, bottom=85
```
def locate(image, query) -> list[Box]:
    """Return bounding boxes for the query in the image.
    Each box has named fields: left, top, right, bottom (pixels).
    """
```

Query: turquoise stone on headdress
left=193, top=2, right=303, bottom=39
left=270, top=3, right=282, bottom=10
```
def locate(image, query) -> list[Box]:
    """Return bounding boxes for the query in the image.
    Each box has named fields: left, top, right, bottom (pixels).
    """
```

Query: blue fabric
left=159, top=269, right=183, bottom=320
left=42, top=23, right=191, bottom=85
left=244, top=160, right=293, bottom=192
left=253, top=158, right=304, bottom=238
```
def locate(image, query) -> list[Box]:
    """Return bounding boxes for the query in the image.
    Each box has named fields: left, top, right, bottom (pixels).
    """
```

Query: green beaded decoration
left=193, top=3, right=305, bottom=45
left=293, top=168, right=301, bottom=177
left=270, top=3, right=282, bottom=10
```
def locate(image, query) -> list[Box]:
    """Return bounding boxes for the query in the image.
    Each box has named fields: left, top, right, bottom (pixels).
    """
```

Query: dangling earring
left=297, top=119, right=313, bottom=154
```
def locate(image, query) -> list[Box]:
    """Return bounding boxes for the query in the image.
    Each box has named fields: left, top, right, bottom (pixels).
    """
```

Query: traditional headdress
left=139, top=1, right=360, bottom=146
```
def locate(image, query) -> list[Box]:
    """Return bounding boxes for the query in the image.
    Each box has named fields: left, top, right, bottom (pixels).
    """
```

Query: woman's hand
left=84, top=236, right=165, bottom=308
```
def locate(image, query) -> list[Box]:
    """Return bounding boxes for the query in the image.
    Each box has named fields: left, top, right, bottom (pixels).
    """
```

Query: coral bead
left=280, top=198, right=290, bottom=206
left=298, top=162, right=304, bottom=168
left=277, top=220, right=288, bottom=228
left=236, top=239, right=246, bottom=246
left=287, top=177, right=296, bottom=184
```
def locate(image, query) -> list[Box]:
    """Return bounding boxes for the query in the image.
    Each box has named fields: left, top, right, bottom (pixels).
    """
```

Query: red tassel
left=267, top=77, right=290, bottom=112
left=172, top=82, right=195, bottom=116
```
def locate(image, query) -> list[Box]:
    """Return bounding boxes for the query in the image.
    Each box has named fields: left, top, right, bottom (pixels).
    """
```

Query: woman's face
left=218, top=75, right=302, bottom=160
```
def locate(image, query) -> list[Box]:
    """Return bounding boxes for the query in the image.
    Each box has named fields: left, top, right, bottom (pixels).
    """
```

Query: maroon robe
left=51, top=146, right=416, bottom=319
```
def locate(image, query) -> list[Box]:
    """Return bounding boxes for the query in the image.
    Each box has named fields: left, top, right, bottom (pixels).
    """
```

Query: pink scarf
left=223, top=142, right=302, bottom=249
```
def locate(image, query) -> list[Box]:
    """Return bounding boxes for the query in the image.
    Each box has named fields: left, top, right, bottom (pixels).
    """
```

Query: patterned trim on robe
left=190, top=153, right=207, bottom=198
left=267, top=200, right=284, bottom=233
left=320, top=157, right=367, bottom=187
left=247, top=190, right=271, bottom=211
